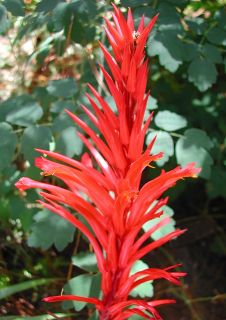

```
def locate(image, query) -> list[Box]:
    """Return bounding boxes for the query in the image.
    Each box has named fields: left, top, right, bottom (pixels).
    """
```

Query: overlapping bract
left=16, top=5, right=200, bottom=320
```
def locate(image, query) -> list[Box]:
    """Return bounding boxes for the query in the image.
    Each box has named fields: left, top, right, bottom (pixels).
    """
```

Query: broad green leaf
left=6, top=95, right=43, bottom=126
left=28, top=209, right=75, bottom=251
left=143, top=204, right=175, bottom=241
left=207, top=168, right=226, bottom=199
left=130, top=260, right=154, bottom=298
left=9, top=196, right=34, bottom=230
left=157, top=3, right=181, bottom=28
left=70, top=15, right=96, bottom=45
left=50, top=2, right=69, bottom=32
left=146, top=96, right=158, bottom=110
left=3, top=0, right=24, bottom=16
left=183, top=128, right=213, bottom=150
left=0, top=278, right=53, bottom=300
left=130, top=316, right=146, bottom=320
left=182, top=42, right=199, bottom=61
left=51, top=100, right=75, bottom=113
left=202, top=43, right=222, bottom=63
left=146, top=130, right=174, bottom=166
left=33, top=87, right=55, bottom=112
left=186, top=17, right=208, bottom=35
left=0, top=4, right=9, bottom=34
left=21, top=125, right=53, bottom=162
left=36, top=0, right=64, bottom=12
left=0, top=166, right=19, bottom=194
left=63, top=274, right=93, bottom=311
left=69, top=0, right=97, bottom=18
left=55, top=126, right=83, bottom=157
left=121, top=0, right=148, bottom=7
left=72, top=252, right=98, bottom=272
left=176, top=128, right=213, bottom=179
left=206, top=27, right=226, bottom=46
left=0, top=122, right=17, bottom=170
left=89, top=273, right=101, bottom=300
left=47, top=79, right=78, bottom=98
left=148, top=37, right=182, bottom=73
left=52, top=112, right=74, bottom=132
left=154, top=111, right=187, bottom=131
left=188, top=57, right=217, bottom=92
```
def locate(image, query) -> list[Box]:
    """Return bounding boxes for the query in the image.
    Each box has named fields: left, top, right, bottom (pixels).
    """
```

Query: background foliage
left=0, top=0, right=225, bottom=319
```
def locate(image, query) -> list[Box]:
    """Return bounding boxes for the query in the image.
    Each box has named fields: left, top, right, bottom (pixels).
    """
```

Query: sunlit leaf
left=130, top=260, right=154, bottom=298
left=146, top=130, right=174, bottom=166
left=176, top=128, right=213, bottom=178
left=188, top=57, right=217, bottom=92
left=154, top=111, right=187, bottom=131
left=72, top=252, right=98, bottom=272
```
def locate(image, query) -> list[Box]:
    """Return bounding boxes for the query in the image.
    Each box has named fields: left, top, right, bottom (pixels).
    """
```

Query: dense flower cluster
left=16, top=5, right=200, bottom=319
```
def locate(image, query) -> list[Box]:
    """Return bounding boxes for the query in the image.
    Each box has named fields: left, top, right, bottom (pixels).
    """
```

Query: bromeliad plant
left=16, top=5, right=200, bottom=320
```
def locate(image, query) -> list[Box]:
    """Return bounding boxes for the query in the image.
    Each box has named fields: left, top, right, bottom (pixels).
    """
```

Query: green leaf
left=9, top=196, right=35, bottom=231
left=70, top=15, right=96, bottom=45
left=154, top=110, right=187, bottom=131
left=0, top=278, right=53, bottom=300
left=121, top=0, right=148, bottom=7
left=157, top=3, right=181, bottom=28
left=207, top=167, right=226, bottom=199
left=207, top=27, right=226, bottom=46
left=188, top=57, right=217, bottom=92
left=143, top=204, right=175, bottom=241
left=146, top=130, right=174, bottom=166
left=50, top=2, right=70, bottom=32
left=21, top=125, right=53, bottom=163
left=3, top=0, right=24, bottom=16
left=182, top=42, right=199, bottom=61
left=146, top=96, right=158, bottom=110
left=36, top=0, right=64, bottom=12
left=202, top=43, right=222, bottom=63
left=182, top=128, right=213, bottom=150
left=6, top=95, right=43, bottom=126
left=72, top=252, right=98, bottom=272
left=47, top=79, right=78, bottom=98
left=0, top=122, right=17, bottom=170
left=176, top=128, right=213, bottom=179
left=89, top=273, right=101, bottom=299
left=0, top=4, right=9, bottom=34
left=28, top=209, right=75, bottom=251
left=69, top=0, right=97, bottom=18
left=52, top=112, right=74, bottom=132
left=51, top=100, right=75, bottom=113
left=63, top=274, right=93, bottom=311
left=130, top=260, right=154, bottom=298
left=55, top=126, right=83, bottom=158
left=186, top=17, right=208, bottom=35
left=148, top=36, right=182, bottom=73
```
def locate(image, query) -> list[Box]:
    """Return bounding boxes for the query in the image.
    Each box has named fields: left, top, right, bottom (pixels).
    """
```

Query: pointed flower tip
left=15, top=177, right=33, bottom=191
left=64, top=108, right=72, bottom=115
left=179, top=228, right=187, bottom=236
left=42, top=297, right=51, bottom=302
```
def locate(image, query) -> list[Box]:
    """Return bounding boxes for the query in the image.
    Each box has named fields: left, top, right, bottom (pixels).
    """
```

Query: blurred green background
left=0, top=0, right=225, bottom=319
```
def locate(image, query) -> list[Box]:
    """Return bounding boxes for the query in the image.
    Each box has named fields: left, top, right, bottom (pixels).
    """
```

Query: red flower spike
left=16, top=5, right=201, bottom=319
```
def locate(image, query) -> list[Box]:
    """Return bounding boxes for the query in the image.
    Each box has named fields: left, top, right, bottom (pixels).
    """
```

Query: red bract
left=15, top=5, right=200, bottom=320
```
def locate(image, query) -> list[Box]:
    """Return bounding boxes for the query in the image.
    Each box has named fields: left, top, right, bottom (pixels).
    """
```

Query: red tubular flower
left=15, top=5, right=200, bottom=320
